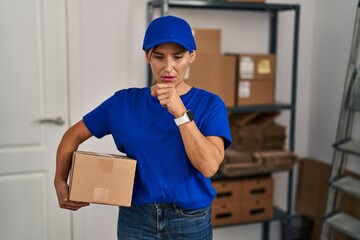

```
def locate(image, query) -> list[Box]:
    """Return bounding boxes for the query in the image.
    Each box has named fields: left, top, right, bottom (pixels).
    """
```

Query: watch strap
left=174, top=110, right=194, bottom=126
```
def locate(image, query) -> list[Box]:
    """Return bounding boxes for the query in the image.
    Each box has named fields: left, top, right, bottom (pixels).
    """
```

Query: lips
left=161, top=76, right=175, bottom=82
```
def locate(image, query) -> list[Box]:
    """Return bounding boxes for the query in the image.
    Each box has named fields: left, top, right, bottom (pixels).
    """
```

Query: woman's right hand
left=55, top=179, right=89, bottom=211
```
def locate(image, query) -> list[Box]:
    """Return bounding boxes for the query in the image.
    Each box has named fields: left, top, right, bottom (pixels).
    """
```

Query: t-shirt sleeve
left=202, top=96, right=232, bottom=149
left=83, top=95, right=114, bottom=139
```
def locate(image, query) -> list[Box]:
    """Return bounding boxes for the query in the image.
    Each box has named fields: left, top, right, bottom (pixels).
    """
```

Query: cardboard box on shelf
left=212, top=180, right=242, bottom=204
left=229, top=112, right=285, bottom=151
left=220, top=148, right=263, bottom=177
left=242, top=177, right=274, bottom=200
left=186, top=54, right=237, bottom=107
left=238, top=79, right=275, bottom=106
left=239, top=198, right=273, bottom=223
left=238, top=54, right=275, bottom=80
left=212, top=176, right=274, bottom=226
left=254, top=150, right=298, bottom=172
left=212, top=201, right=242, bottom=226
left=69, top=151, right=137, bottom=206
left=192, top=28, right=221, bottom=55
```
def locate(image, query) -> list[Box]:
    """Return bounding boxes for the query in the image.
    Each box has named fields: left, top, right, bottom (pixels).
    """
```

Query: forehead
left=153, top=42, right=186, bottom=53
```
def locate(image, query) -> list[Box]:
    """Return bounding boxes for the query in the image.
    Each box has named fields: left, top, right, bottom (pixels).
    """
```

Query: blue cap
left=142, top=15, right=197, bottom=52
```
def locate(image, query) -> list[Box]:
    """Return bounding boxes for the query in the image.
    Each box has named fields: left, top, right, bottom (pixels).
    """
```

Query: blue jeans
left=117, top=204, right=212, bottom=239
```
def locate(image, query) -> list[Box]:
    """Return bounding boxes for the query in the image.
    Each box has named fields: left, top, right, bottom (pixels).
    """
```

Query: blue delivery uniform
left=83, top=87, right=232, bottom=209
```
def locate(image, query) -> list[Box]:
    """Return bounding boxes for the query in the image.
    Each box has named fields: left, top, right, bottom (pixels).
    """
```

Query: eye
left=153, top=54, right=164, bottom=60
left=173, top=54, right=183, bottom=60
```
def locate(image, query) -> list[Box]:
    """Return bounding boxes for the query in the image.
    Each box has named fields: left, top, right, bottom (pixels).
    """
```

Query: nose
left=164, top=58, right=174, bottom=72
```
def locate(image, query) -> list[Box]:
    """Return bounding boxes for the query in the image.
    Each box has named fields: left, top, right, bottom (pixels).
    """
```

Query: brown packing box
left=239, top=199, right=273, bottom=223
left=192, top=28, right=221, bottom=55
left=254, top=150, right=298, bottom=172
left=229, top=112, right=285, bottom=151
left=69, top=151, right=137, bottom=206
left=238, top=79, right=275, bottom=106
left=242, top=177, right=274, bottom=200
left=238, top=54, right=275, bottom=80
left=234, top=54, right=276, bottom=106
left=212, top=201, right=242, bottom=226
left=212, top=180, right=242, bottom=204
left=187, top=54, right=237, bottom=107
left=212, top=177, right=274, bottom=226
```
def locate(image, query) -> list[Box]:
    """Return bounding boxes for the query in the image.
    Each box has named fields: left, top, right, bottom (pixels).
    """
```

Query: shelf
left=325, top=213, right=360, bottom=239
left=226, top=102, right=293, bottom=113
left=331, top=176, right=360, bottom=199
left=333, top=139, right=360, bottom=156
left=148, top=0, right=300, bottom=12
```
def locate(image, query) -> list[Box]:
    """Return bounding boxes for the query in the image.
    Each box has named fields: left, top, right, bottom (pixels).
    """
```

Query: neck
left=176, top=81, right=192, bottom=96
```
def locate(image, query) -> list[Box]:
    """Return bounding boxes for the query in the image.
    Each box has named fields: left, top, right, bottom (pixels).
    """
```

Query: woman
left=54, top=15, right=232, bottom=239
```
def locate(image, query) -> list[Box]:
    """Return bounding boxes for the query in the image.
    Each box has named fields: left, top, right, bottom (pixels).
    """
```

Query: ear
left=189, top=51, right=196, bottom=63
left=145, top=51, right=151, bottom=63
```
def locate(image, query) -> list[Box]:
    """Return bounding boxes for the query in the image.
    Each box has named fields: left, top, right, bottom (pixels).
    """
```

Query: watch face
left=187, top=110, right=194, bottom=121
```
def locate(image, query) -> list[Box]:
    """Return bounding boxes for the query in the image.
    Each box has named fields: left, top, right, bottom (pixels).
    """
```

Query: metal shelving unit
left=146, top=1, right=300, bottom=239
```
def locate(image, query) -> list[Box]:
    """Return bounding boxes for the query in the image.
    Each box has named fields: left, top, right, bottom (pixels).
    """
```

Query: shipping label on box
left=238, top=54, right=275, bottom=80
left=69, top=151, right=137, bottom=206
left=237, top=79, right=275, bottom=106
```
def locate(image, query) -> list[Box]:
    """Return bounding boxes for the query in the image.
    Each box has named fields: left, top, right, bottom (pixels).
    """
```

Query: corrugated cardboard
left=238, top=54, right=275, bottom=80
left=69, top=151, right=137, bottom=206
left=238, top=79, right=275, bottom=106
left=187, top=54, right=237, bottom=107
left=192, top=28, right=221, bottom=55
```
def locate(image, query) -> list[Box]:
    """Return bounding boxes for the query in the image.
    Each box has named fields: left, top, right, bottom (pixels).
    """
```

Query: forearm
left=179, top=122, right=224, bottom=178
left=54, top=120, right=92, bottom=183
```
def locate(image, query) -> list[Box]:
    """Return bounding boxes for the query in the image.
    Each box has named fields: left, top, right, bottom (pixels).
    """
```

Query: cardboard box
left=238, top=54, right=275, bottom=80
left=212, top=201, right=241, bottom=226
left=238, top=79, right=275, bottom=106
left=187, top=54, right=237, bottom=107
left=229, top=112, right=285, bottom=151
left=220, top=148, right=263, bottom=177
left=212, top=180, right=242, bottom=204
left=254, top=150, right=298, bottom=172
left=242, top=177, right=273, bottom=200
left=240, top=199, right=273, bottom=223
left=69, top=151, right=137, bottom=206
left=192, top=28, right=221, bottom=55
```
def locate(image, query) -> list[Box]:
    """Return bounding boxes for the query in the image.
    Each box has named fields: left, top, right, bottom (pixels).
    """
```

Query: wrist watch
left=174, top=110, right=194, bottom=126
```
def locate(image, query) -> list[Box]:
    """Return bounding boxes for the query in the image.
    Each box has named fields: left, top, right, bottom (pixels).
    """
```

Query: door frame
left=66, top=0, right=85, bottom=239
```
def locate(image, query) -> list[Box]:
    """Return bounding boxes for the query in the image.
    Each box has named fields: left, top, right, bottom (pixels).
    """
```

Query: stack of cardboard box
left=186, top=29, right=237, bottom=107
left=218, top=111, right=297, bottom=177
left=235, top=54, right=276, bottom=106
left=229, top=111, right=285, bottom=151
left=187, top=28, right=276, bottom=107
left=212, top=177, right=274, bottom=227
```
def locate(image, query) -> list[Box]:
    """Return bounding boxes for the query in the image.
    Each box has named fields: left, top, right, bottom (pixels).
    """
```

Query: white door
left=0, top=0, right=71, bottom=240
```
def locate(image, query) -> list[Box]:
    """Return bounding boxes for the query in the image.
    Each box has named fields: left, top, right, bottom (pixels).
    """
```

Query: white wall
left=67, top=0, right=359, bottom=239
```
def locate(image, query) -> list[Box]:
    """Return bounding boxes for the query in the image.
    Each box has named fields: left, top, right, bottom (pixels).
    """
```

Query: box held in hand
left=69, top=151, right=137, bottom=206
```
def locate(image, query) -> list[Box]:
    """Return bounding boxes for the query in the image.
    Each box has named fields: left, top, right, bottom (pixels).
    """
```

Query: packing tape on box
left=98, top=159, right=114, bottom=174
left=93, top=187, right=109, bottom=204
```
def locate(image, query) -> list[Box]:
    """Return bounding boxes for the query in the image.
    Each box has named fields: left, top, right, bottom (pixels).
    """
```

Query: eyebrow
left=152, top=50, right=187, bottom=55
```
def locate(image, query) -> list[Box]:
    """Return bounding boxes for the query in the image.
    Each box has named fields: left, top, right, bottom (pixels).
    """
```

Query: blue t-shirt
left=83, top=87, right=232, bottom=209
